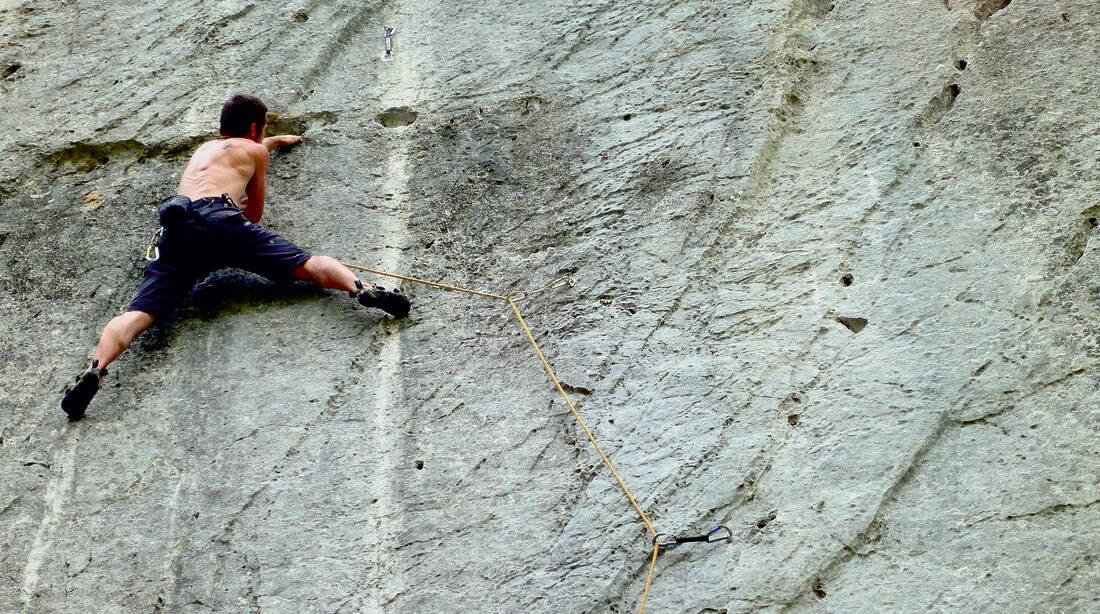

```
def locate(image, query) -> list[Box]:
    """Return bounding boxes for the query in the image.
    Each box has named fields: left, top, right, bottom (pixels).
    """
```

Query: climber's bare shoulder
left=176, top=138, right=268, bottom=202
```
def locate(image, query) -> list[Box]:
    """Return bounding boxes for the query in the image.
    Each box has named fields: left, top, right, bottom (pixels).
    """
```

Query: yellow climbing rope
left=639, top=541, right=661, bottom=613
left=343, top=263, right=508, bottom=300
left=341, top=261, right=662, bottom=612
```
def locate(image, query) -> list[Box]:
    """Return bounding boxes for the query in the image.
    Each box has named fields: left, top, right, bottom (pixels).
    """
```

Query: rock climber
left=60, top=94, right=410, bottom=420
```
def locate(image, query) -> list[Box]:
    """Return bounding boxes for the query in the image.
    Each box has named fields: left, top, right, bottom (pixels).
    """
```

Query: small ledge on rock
left=560, top=382, right=593, bottom=396
left=756, top=510, right=777, bottom=529
left=974, top=0, right=1011, bottom=20
left=836, top=316, right=868, bottom=333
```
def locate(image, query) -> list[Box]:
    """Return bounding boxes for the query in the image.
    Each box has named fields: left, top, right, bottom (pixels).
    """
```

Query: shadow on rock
left=132, top=270, right=334, bottom=360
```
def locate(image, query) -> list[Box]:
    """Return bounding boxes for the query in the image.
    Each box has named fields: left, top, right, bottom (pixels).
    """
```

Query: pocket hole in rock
left=376, top=106, right=419, bottom=128
left=836, top=316, right=868, bottom=333
left=946, top=83, right=960, bottom=104
left=756, top=511, right=777, bottom=529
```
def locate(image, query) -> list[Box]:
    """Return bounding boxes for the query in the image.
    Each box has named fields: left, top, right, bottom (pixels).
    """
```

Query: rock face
left=1, top=0, right=1098, bottom=612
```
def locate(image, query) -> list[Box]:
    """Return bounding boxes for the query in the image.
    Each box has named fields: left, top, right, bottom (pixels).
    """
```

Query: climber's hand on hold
left=262, top=134, right=303, bottom=151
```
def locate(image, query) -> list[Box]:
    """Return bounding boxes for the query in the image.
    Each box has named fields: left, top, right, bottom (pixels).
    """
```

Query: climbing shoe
left=351, top=280, right=410, bottom=318
left=60, top=360, right=106, bottom=421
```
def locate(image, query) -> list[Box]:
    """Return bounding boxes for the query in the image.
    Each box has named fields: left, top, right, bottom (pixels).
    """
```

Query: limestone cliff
left=2, top=0, right=1098, bottom=612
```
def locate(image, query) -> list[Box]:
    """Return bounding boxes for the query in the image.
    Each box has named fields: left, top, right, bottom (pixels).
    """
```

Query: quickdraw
left=652, top=525, right=733, bottom=551
left=382, top=25, right=396, bottom=61
left=507, top=276, right=576, bottom=302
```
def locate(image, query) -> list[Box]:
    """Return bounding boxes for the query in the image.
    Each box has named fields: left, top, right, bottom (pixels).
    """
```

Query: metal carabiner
left=652, top=533, right=679, bottom=550
left=145, top=228, right=162, bottom=261
left=705, top=525, right=733, bottom=543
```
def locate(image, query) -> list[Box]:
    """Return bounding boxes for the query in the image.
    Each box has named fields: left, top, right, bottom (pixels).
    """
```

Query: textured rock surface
left=2, top=0, right=1099, bottom=612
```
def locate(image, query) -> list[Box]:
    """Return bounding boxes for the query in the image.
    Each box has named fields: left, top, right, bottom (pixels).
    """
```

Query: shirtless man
left=60, top=94, right=410, bottom=420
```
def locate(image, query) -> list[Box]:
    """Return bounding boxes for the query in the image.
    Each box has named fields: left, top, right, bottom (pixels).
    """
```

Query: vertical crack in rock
left=731, top=2, right=830, bottom=206
left=20, top=445, right=77, bottom=610
left=295, top=2, right=385, bottom=102
left=674, top=0, right=836, bottom=267
left=360, top=29, right=417, bottom=609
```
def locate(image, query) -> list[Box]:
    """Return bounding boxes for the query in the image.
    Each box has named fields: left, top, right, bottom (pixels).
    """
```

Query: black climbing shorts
left=129, top=196, right=312, bottom=318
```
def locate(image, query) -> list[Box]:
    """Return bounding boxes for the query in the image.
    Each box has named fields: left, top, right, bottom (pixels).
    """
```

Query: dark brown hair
left=219, top=94, right=267, bottom=137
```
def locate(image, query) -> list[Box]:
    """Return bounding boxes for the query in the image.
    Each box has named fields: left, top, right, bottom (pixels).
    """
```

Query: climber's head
left=219, top=94, right=267, bottom=142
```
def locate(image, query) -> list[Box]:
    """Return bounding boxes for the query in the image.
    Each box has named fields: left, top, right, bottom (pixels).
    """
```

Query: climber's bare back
left=177, top=137, right=268, bottom=211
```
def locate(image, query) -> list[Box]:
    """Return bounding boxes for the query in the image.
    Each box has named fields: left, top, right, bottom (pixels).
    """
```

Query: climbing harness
left=507, top=276, right=576, bottom=302
left=653, top=525, right=733, bottom=551
left=339, top=261, right=729, bottom=613
left=147, top=193, right=240, bottom=261
left=382, top=25, right=396, bottom=61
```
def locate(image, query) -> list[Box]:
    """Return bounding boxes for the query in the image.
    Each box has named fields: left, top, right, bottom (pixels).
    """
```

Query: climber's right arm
left=241, top=145, right=269, bottom=223
left=261, top=134, right=303, bottom=152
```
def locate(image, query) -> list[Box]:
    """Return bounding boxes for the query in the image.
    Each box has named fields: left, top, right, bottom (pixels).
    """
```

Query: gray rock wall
left=1, top=0, right=1098, bottom=612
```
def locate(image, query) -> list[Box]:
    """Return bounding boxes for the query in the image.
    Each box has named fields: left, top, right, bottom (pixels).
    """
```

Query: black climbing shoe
left=351, top=280, right=411, bottom=318
left=60, top=361, right=106, bottom=421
